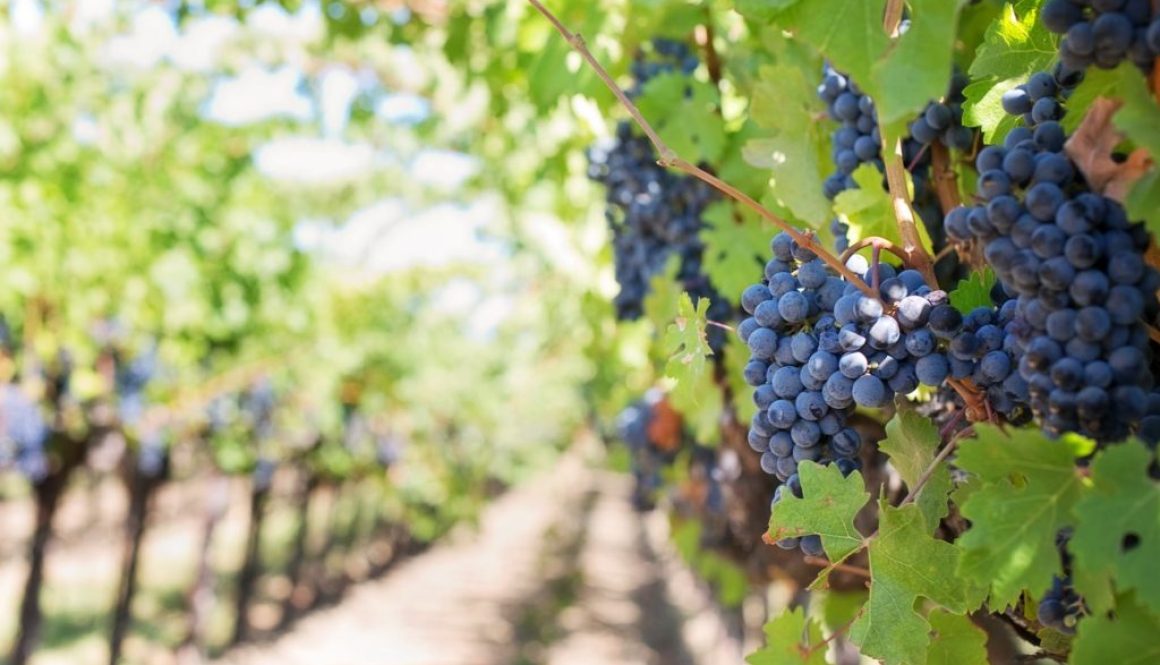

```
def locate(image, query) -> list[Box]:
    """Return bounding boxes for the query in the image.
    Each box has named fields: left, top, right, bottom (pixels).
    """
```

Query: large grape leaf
left=954, top=425, right=1088, bottom=608
left=763, top=0, right=889, bottom=97
left=833, top=165, right=935, bottom=253
left=768, top=461, right=869, bottom=562
left=1109, top=64, right=1160, bottom=237
left=1070, top=442, right=1160, bottom=616
left=925, top=609, right=989, bottom=665
left=635, top=73, right=727, bottom=164
left=962, top=0, right=1057, bottom=143
left=701, top=202, right=770, bottom=301
left=880, top=402, right=952, bottom=530
left=948, top=268, right=996, bottom=314
left=871, top=0, right=969, bottom=129
left=747, top=64, right=832, bottom=224
left=746, top=607, right=828, bottom=665
left=849, top=503, right=982, bottom=665
left=1070, top=594, right=1160, bottom=665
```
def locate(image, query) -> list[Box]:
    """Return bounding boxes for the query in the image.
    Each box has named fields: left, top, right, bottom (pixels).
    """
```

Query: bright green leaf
left=701, top=202, right=770, bottom=301
left=850, top=503, right=982, bottom=665
left=636, top=73, right=726, bottom=164
left=880, top=402, right=952, bottom=530
left=833, top=165, right=934, bottom=253
left=1071, top=442, right=1160, bottom=616
left=954, top=425, right=1088, bottom=608
left=961, top=0, right=1057, bottom=143
left=948, top=269, right=996, bottom=314
left=926, top=610, right=989, bottom=665
left=767, top=0, right=889, bottom=101
left=871, top=0, right=969, bottom=127
left=1070, top=594, right=1160, bottom=665
left=748, top=64, right=833, bottom=224
left=768, top=461, right=869, bottom=562
left=746, top=607, right=828, bottom=665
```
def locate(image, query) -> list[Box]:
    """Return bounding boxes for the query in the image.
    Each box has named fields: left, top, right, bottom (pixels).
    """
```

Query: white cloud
left=376, top=93, right=431, bottom=125
left=410, top=149, right=479, bottom=191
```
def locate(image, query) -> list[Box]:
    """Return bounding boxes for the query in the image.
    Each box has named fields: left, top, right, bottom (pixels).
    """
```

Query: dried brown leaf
left=1064, top=97, right=1152, bottom=200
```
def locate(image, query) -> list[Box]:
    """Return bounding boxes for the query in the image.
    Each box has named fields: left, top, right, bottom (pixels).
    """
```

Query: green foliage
left=747, top=64, right=832, bottom=224
left=962, top=0, right=1057, bottom=143
left=768, top=461, right=868, bottom=561
left=636, top=74, right=727, bottom=163
left=662, top=294, right=714, bottom=403
left=925, top=610, right=989, bottom=665
left=1071, top=442, right=1160, bottom=616
left=948, top=269, right=997, bottom=314
left=880, top=402, right=951, bottom=530
left=701, top=202, right=771, bottom=300
left=834, top=166, right=934, bottom=252
left=745, top=607, right=827, bottom=665
left=1070, top=594, right=1160, bottom=665
left=849, top=503, right=982, bottom=665
left=954, top=426, right=1090, bottom=608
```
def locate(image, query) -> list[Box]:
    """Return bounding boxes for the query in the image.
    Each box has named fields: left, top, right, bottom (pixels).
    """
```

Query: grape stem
left=803, top=555, right=871, bottom=580
left=882, top=135, right=940, bottom=288
left=524, top=0, right=881, bottom=299
left=694, top=12, right=722, bottom=87
left=899, top=428, right=970, bottom=508
left=705, top=319, right=735, bottom=333
left=1146, top=321, right=1160, bottom=345
left=930, top=142, right=964, bottom=216
left=838, top=236, right=909, bottom=266
left=883, top=0, right=905, bottom=36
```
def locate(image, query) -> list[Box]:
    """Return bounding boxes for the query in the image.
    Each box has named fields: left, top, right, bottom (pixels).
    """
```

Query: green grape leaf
left=880, top=402, right=952, bottom=530
left=820, top=589, right=869, bottom=631
left=748, top=64, right=833, bottom=224
left=768, top=461, right=869, bottom=562
left=701, top=202, right=770, bottom=301
left=635, top=73, right=726, bottom=164
left=850, top=503, right=981, bottom=665
left=643, top=256, right=683, bottom=334
left=926, top=610, right=989, bottom=665
left=766, top=0, right=889, bottom=103
left=663, top=293, right=714, bottom=401
left=1071, top=442, right=1160, bottom=616
left=948, top=268, right=996, bottom=314
left=1059, top=66, right=1124, bottom=134
left=954, top=425, right=1088, bottom=608
left=962, top=0, right=1057, bottom=143
left=833, top=165, right=935, bottom=253
left=726, top=333, right=758, bottom=424
left=962, top=78, right=1023, bottom=145
left=746, top=607, right=828, bottom=665
left=733, top=0, right=802, bottom=23
left=1070, top=594, right=1160, bottom=665
left=1125, top=170, right=1160, bottom=240
left=1109, top=64, right=1160, bottom=237
left=871, top=0, right=969, bottom=127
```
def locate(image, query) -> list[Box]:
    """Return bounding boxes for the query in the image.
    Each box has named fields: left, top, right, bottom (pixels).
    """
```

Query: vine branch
left=882, top=135, right=939, bottom=288
left=803, top=555, right=871, bottom=580
left=930, top=142, right=963, bottom=217
left=525, top=0, right=880, bottom=299
left=883, top=0, right=906, bottom=36
left=839, top=236, right=910, bottom=266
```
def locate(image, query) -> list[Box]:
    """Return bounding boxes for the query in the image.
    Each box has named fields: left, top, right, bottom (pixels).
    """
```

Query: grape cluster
left=616, top=392, right=673, bottom=511
left=587, top=42, right=732, bottom=345
left=818, top=65, right=883, bottom=200
left=1037, top=530, right=1086, bottom=634
left=740, top=233, right=985, bottom=552
left=115, top=345, right=158, bottom=426
left=0, top=384, right=49, bottom=482
left=944, top=71, right=1159, bottom=442
left=998, top=69, right=1080, bottom=130
left=1042, top=0, right=1158, bottom=72
left=908, top=70, right=974, bottom=152
left=1038, top=575, right=1085, bottom=634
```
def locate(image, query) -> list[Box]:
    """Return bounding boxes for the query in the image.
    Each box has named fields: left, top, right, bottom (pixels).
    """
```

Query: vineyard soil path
left=217, top=440, right=745, bottom=665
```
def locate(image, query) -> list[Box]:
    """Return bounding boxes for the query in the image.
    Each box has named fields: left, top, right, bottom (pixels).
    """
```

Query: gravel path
left=217, top=444, right=745, bottom=665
